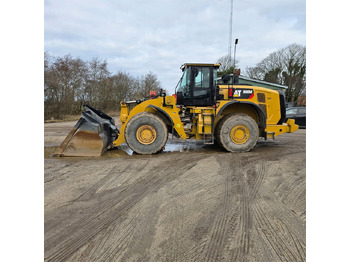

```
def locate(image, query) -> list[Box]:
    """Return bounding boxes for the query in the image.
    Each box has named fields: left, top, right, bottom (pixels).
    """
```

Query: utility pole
left=228, top=0, right=233, bottom=65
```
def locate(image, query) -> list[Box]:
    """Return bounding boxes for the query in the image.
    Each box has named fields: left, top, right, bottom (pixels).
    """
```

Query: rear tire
left=125, top=112, right=168, bottom=154
left=217, top=113, right=259, bottom=152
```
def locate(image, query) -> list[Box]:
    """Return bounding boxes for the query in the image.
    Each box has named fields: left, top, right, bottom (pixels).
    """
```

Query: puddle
left=102, top=145, right=133, bottom=157
left=45, top=139, right=282, bottom=159
left=164, top=141, right=206, bottom=153
left=44, top=139, right=222, bottom=160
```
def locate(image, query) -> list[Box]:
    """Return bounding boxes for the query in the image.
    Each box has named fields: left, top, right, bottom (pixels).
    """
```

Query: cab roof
left=180, top=63, right=221, bottom=71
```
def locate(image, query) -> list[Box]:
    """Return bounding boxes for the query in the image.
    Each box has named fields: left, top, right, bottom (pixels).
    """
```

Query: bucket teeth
left=54, top=105, right=119, bottom=157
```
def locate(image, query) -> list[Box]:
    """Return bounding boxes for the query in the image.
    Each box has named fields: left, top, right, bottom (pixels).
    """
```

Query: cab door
left=190, top=67, right=216, bottom=106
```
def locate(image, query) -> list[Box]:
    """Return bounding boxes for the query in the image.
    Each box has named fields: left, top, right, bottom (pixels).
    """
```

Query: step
left=203, top=133, right=214, bottom=144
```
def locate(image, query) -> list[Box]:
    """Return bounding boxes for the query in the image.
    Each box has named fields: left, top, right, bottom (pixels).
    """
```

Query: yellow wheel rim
left=136, top=125, right=157, bottom=145
left=230, top=125, right=250, bottom=144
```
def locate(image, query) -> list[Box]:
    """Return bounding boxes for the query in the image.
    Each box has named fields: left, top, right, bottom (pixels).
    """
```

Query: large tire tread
left=125, top=112, right=168, bottom=155
left=217, top=113, right=259, bottom=152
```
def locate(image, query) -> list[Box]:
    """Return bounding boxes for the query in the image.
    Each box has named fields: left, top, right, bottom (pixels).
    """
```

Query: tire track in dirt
left=44, top=162, right=75, bottom=183
left=277, top=174, right=306, bottom=220
left=46, top=159, right=160, bottom=260
left=69, top=185, right=165, bottom=262
left=91, top=212, right=138, bottom=261
left=164, top=204, right=185, bottom=262
left=200, top=158, right=285, bottom=262
left=45, top=159, right=142, bottom=214
left=253, top=200, right=305, bottom=262
left=228, top=161, right=268, bottom=261
left=45, top=160, right=154, bottom=261
left=250, top=170, right=306, bottom=262
left=200, top=156, right=236, bottom=262
left=45, top=154, right=204, bottom=261
left=139, top=157, right=204, bottom=261
left=148, top=155, right=223, bottom=262
left=236, top=174, right=252, bottom=260
left=89, top=205, right=143, bottom=261
left=267, top=154, right=306, bottom=223
left=198, top=154, right=264, bottom=262
left=248, top=162, right=267, bottom=200
left=187, top=155, right=266, bottom=262
left=282, top=219, right=306, bottom=260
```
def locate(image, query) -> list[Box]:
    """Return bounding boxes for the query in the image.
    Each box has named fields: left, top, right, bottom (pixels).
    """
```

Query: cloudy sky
left=44, top=0, right=305, bottom=93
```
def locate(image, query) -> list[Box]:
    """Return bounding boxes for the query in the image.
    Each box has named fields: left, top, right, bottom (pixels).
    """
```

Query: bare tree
left=132, top=72, right=162, bottom=99
left=216, top=54, right=239, bottom=77
left=108, top=72, right=135, bottom=108
left=142, top=72, right=162, bottom=96
left=44, top=53, right=163, bottom=119
left=246, top=43, right=306, bottom=103
left=84, top=57, right=110, bottom=109
left=44, top=54, right=87, bottom=119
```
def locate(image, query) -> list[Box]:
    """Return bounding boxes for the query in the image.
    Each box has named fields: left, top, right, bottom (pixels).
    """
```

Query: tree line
left=217, top=43, right=306, bottom=105
left=44, top=53, right=161, bottom=120
left=246, top=43, right=306, bottom=104
left=44, top=43, right=305, bottom=119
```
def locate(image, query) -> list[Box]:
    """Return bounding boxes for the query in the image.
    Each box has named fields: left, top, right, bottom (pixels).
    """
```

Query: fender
left=146, top=105, right=174, bottom=126
left=113, top=96, right=187, bottom=147
left=145, top=104, right=185, bottom=139
left=217, top=100, right=266, bottom=129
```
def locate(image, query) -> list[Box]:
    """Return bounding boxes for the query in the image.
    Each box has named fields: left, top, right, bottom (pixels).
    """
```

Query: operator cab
left=176, top=63, right=220, bottom=106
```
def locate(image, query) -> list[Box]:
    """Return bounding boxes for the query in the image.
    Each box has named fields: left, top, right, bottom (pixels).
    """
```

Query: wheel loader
left=54, top=63, right=299, bottom=156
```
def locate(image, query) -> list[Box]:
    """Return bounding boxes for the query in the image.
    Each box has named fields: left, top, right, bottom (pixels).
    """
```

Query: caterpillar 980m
left=54, top=63, right=298, bottom=156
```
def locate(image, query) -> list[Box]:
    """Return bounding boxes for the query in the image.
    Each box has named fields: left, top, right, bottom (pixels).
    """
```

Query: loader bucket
left=54, top=105, right=119, bottom=157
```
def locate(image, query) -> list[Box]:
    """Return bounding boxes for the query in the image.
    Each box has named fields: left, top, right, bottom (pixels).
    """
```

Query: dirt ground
left=44, top=120, right=306, bottom=262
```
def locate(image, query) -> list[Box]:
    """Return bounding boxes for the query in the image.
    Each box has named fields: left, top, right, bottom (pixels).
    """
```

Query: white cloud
left=45, top=0, right=305, bottom=93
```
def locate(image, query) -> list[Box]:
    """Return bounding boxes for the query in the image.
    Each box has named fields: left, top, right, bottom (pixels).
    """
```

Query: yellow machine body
left=112, top=85, right=298, bottom=148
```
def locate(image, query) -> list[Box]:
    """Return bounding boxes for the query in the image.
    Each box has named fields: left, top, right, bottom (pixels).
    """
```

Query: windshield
left=176, top=67, right=191, bottom=98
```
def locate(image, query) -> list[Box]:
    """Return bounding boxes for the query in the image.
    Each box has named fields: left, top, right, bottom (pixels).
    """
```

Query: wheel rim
left=136, top=125, right=157, bottom=145
left=230, top=125, right=250, bottom=144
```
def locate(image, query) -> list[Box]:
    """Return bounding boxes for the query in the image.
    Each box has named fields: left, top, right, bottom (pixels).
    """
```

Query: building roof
left=217, top=74, right=288, bottom=91
left=239, top=75, right=288, bottom=90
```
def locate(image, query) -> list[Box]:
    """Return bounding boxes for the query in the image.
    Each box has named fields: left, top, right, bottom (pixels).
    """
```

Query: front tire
left=125, top=112, right=168, bottom=154
left=217, top=113, right=259, bottom=152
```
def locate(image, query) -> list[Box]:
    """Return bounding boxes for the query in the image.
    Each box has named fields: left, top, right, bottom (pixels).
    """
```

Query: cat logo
left=229, top=88, right=255, bottom=99
left=233, top=90, right=241, bottom=97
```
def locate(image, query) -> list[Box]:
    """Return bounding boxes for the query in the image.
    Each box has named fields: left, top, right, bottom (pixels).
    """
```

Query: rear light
left=228, top=88, right=233, bottom=98
left=172, top=94, right=177, bottom=102
left=149, top=90, right=157, bottom=98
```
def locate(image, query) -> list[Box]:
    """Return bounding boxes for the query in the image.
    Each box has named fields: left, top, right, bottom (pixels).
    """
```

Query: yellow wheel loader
left=54, top=63, right=298, bottom=156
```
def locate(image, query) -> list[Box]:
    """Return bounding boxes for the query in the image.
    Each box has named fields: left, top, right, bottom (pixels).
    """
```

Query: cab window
left=193, top=67, right=210, bottom=98
left=193, top=67, right=210, bottom=88
left=177, top=68, right=191, bottom=98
